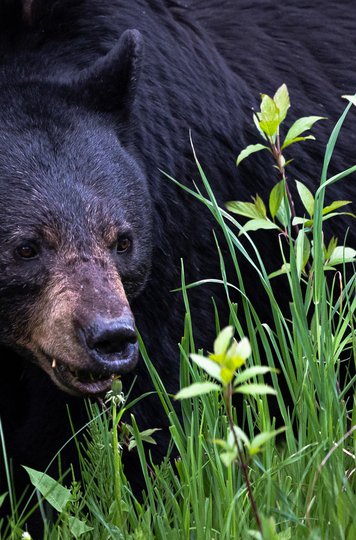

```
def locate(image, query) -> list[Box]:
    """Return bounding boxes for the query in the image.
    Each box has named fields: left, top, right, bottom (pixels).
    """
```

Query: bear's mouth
left=50, top=358, right=115, bottom=395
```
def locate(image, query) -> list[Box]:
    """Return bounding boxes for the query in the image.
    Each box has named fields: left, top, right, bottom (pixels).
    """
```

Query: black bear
left=0, top=0, right=354, bottom=526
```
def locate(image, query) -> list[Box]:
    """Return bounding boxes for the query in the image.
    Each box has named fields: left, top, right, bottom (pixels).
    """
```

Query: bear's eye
left=116, top=236, right=131, bottom=254
left=16, top=244, right=39, bottom=260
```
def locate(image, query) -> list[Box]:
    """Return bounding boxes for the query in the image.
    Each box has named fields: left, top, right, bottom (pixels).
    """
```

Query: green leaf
left=325, top=236, right=338, bottom=259
left=236, top=143, right=269, bottom=165
left=235, top=383, right=277, bottom=396
left=220, top=451, right=237, bottom=467
left=253, top=112, right=267, bottom=140
left=249, top=428, right=286, bottom=455
left=281, top=134, right=315, bottom=150
left=226, top=201, right=264, bottom=219
left=0, top=493, right=7, bottom=509
left=275, top=197, right=289, bottom=227
left=292, top=217, right=313, bottom=227
left=295, top=230, right=311, bottom=276
left=322, top=200, right=352, bottom=215
left=268, top=263, right=290, bottom=279
left=23, top=467, right=72, bottom=513
left=253, top=194, right=267, bottom=218
left=328, top=246, right=356, bottom=266
left=190, top=354, right=223, bottom=382
left=273, top=84, right=290, bottom=123
left=283, top=116, right=325, bottom=147
left=68, top=517, right=94, bottom=539
left=234, top=366, right=277, bottom=386
left=259, top=94, right=280, bottom=136
left=214, top=325, right=234, bottom=355
left=228, top=425, right=250, bottom=449
left=238, top=218, right=280, bottom=236
left=175, top=382, right=220, bottom=400
left=269, top=180, right=285, bottom=219
left=296, top=180, right=315, bottom=216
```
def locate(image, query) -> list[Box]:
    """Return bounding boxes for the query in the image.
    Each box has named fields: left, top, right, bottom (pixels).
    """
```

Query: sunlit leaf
left=249, top=428, right=286, bottom=455
left=281, top=134, right=315, bottom=150
left=235, top=383, right=277, bottom=396
left=274, top=83, right=290, bottom=123
left=322, top=200, right=352, bottom=215
left=328, top=246, right=356, bottom=266
left=284, top=116, right=325, bottom=147
left=259, top=94, right=280, bottom=136
left=296, top=180, right=315, bottom=216
left=253, top=194, right=267, bottom=218
left=220, top=451, right=237, bottom=467
left=175, top=382, right=220, bottom=400
left=214, top=326, right=234, bottom=355
left=238, top=218, right=280, bottom=236
left=190, top=354, right=223, bottom=382
left=292, top=217, right=313, bottom=227
left=226, top=201, right=264, bottom=219
left=234, top=366, right=277, bottom=386
left=236, top=143, right=269, bottom=166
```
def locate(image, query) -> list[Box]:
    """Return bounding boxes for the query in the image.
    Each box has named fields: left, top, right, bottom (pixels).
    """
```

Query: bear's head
left=0, top=29, right=152, bottom=395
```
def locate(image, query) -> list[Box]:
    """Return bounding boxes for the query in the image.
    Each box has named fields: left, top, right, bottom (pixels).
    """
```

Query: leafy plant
left=227, top=84, right=356, bottom=276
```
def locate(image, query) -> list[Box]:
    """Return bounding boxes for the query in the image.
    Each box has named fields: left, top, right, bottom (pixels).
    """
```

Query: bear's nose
left=79, top=314, right=139, bottom=373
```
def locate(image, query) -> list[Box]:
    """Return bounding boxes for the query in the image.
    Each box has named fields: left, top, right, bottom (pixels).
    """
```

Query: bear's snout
left=78, top=311, right=138, bottom=373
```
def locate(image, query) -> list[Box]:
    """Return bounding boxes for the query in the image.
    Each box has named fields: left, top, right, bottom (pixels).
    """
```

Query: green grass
left=1, top=107, right=355, bottom=539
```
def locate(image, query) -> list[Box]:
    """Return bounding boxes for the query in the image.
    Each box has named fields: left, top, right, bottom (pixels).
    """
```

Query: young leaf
left=226, top=201, right=264, bottom=219
left=235, top=383, right=277, bottom=396
left=175, top=382, right=220, bottom=400
left=296, top=180, right=315, bottom=216
left=259, top=94, right=280, bottom=136
left=273, top=83, right=290, bottom=123
left=253, top=111, right=267, bottom=140
left=281, top=134, right=315, bottom=150
left=327, top=246, right=356, bottom=266
left=253, top=194, right=267, bottom=218
left=325, top=236, right=338, bottom=259
left=234, top=366, right=276, bottom=386
left=214, top=325, right=234, bottom=355
left=249, top=428, right=286, bottom=455
left=236, top=143, right=269, bottom=166
left=220, top=451, right=238, bottom=467
left=238, top=218, right=280, bottom=236
left=269, top=180, right=285, bottom=219
left=283, top=116, right=325, bottom=147
left=292, top=216, right=313, bottom=227
left=190, top=354, right=223, bottom=382
left=23, top=467, right=72, bottom=513
left=322, top=200, right=352, bottom=215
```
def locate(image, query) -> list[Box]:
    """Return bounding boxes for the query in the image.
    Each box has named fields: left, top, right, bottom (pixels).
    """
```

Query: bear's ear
left=72, top=29, right=144, bottom=116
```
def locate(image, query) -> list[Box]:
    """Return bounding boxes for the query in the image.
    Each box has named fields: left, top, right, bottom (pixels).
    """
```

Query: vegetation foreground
left=1, top=90, right=356, bottom=539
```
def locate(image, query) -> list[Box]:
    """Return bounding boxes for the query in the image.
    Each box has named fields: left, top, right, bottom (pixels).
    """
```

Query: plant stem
left=224, top=384, right=262, bottom=533
left=112, top=404, right=123, bottom=525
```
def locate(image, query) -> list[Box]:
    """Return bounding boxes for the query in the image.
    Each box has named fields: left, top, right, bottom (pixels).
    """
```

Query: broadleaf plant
left=227, top=84, right=355, bottom=276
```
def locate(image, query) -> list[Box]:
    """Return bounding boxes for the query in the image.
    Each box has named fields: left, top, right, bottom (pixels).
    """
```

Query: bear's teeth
left=52, top=359, right=57, bottom=369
